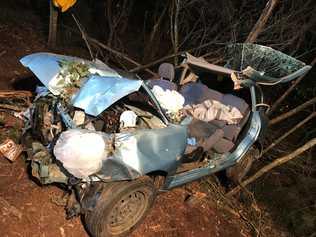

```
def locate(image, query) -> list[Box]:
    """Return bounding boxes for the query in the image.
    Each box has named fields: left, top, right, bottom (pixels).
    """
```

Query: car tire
left=226, top=148, right=259, bottom=183
left=84, top=177, right=156, bottom=237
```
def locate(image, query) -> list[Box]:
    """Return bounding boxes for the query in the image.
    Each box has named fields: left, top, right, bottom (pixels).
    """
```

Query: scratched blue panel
left=72, top=75, right=142, bottom=116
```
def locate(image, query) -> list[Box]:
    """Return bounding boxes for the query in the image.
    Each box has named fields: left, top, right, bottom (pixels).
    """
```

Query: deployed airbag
left=54, top=129, right=110, bottom=179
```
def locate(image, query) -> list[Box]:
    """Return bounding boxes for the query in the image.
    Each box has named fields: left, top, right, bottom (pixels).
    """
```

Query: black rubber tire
left=226, top=148, right=259, bottom=183
left=84, top=177, right=156, bottom=237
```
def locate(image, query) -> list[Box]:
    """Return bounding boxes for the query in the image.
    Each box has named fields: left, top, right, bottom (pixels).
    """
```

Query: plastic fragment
left=73, top=111, right=85, bottom=126
left=120, top=111, right=137, bottom=128
left=0, top=139, right=23, bottom=162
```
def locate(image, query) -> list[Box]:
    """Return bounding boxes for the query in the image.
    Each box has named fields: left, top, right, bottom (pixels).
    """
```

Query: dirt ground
left=0, top=154, right=251, bottom=237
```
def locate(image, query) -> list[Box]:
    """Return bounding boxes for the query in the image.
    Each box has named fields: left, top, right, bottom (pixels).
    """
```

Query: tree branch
left=48, top=0, right=58, bottom=48
left=269, top=97, right=316, bottom=125
left=267, top=57, right=316, bottom=116
left=72, top=14, right=94, bottom=61
left=130, top=41, right=222, bottom=73
left=227, top=138, right=316, bottom=197
left=173, top=0, right=180, bottom=65
left=245, top=0, right=280, bottom=43
left=262, top=112, right=316, bottom=155
left=86, top=36, right=157, bottom=76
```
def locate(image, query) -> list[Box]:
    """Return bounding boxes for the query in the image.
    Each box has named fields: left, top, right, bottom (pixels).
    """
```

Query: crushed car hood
left=72, top=75, right=142, bottom=116
left=20, top=52, right=121, bottom=87
left=20, top=53, right=143, bottom=116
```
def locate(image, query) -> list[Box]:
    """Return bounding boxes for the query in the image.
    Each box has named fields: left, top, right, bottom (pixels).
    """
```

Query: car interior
left=148, top=62, right=252, bottom=155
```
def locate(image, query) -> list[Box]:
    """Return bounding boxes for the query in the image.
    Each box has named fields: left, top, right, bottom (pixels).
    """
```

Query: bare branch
left=245, top=0, right=280, bottom=43
left=227, top=138, right=316, bottom=196
left=130, top=40, right=222, bottom=73
left=0, top=91, right=32, bottom=98
left=48, top=0, right=58, bottom=48
left=173, top=0, right=181, bottom=65
left=262, top=112, right=316, bottom=155
left=269, top=97, right=316, bottom=125
left=86, top=36, right=157, bottom=76
left=71, top=14, right=94, bottom=61
left=0, top=50, right=6, bottom=57
left=267, top=57, right=316, bottom=116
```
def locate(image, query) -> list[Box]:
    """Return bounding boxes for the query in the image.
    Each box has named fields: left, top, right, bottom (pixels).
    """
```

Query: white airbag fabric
left=54, top=129, right=106, bottom=178
left=151, top=85, right=184, bottom=114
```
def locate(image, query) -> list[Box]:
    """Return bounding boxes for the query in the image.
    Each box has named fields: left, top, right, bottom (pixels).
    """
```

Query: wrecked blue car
left=20, top=43, right=311, bottom=237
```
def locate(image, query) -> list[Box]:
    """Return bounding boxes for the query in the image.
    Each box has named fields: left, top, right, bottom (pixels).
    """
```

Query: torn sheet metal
left=182, top=52, right=235, bottom=76
left=72, top=75, right=143, bottom=116
left=21, top=53, right=143, bottom=117
left=20, top=52, right=121, bottom=95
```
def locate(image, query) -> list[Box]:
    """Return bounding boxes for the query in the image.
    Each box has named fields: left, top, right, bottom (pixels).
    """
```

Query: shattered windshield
left=224, top=43, right=307, bottom=78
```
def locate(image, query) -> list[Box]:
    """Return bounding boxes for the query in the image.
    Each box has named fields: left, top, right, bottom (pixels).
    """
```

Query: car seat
left=180, top=82, right=250, bottom=153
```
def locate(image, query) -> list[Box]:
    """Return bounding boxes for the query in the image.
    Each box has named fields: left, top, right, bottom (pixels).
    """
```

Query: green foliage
left=56, top=60, right=90, bottom=102
left=57, top=59, right=90, bottom=88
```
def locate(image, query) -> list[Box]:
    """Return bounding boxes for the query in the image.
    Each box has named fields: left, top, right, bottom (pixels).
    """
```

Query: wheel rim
left=108, top=189, right=149, bottom=235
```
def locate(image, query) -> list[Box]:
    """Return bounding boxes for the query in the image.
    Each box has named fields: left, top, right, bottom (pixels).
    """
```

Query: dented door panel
left=93, top=124, right=188, bottom=181
left=113, top=125, right=187, bottom=174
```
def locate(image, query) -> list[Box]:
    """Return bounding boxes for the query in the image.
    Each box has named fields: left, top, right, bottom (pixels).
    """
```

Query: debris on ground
left=0, top=196, right=22, bottom=219
left=185, top=191, right=207, bottom=207
left=0, top=90, right=30, bottom=162
left=0, top=90, right=32, bottom=114
left=0, top=138, right=23, bottom=162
